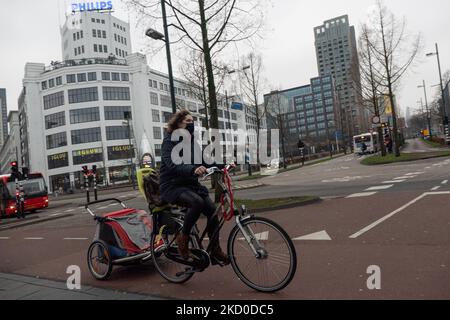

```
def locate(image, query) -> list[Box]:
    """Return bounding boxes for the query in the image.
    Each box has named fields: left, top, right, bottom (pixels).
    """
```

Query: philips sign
left=71, top=1, right=113, bottom=12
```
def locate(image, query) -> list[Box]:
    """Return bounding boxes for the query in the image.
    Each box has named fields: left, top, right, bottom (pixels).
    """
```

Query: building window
left=70, top=107, right=100, bottom=124
left=101, top=72, right=110, bottom=81
left=162, top=111, right=172, bottom=123
left=56, top=76, right=62, bottom=86
left=121, top=73, right=129, bottom=81
left=43, top=91, right=65, bottom=110
left=150, top=92, right=159, bottom=105
left=152, top=109, right=160, bottom=122
left=99, top=44, right=103, bottom=53
left=94, top=44, right=98, bottom=52
left=46, top=132, right=67, bottom=149
left=111, top=72, right=120, bottom=81
left=93, top=29, right=97, bottom=37
left=41, top=81, right=47, bottom=90
left=71, top=127, right=101, bottom=145
left=72, top=147, right=103, bottom=165
left=68, top=87, right=98, bottom=104
left=103, top=86, right=130, bottom=100
left=77, top=73, right=86, bottom=82
left=104, top=106, right=132, bottom=120
left=160, top=95, right=171, bottom=107
left=106, top=126, right=130, bottom=140
left=48, top=152, right=69, bottom=169
left=153, top=127, right=162, bottom=139
left=102, top=30, right=106, bottom=38
left=48, top=79, right=55, bottom=88
left=88, top=72, right=97, bottom=81
left=155, top=144, right=162, bottom=157
left=45, top=111, right=66, bottom=129
left=231, top=112, right=237, bottom=121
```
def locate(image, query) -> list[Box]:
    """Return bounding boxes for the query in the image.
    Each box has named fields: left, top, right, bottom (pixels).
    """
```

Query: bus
left=0, top=173, right=49, bottom=217
left=353, top=132, right=379, bottom=155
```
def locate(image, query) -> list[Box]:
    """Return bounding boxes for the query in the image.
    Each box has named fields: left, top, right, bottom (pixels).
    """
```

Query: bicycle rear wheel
left=151, top=229, right=194, bottom=284
left=228, top=217, right=297, bottom=292
left=87, top=240, right=113, bottom=280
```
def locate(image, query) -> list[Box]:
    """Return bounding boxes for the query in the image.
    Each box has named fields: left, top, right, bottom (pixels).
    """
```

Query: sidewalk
left=0, top=273, right=164, bottom=300
left=402, top=138, right=444, bottom=153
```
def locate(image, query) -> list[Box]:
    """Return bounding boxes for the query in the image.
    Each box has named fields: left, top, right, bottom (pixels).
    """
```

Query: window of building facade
left=106, top=126, right=130, bottom=140
left=56, top=76, right=62, bottom=86
left=70, top=107, right=100, bottom=124
left=66, top=74, right=76, bottom=83
left=104, top=106, right=131, bottom=120
left=43, top=91, right=65, bottom=110
left=121, top=73, right=129, bottom=81
left=150, top=92, right=159, bottom=105
left=102, top=86, right=130, bottom=100
left=45, top=111, right=66, bottom=129
left=71, top=127, right=101, bottom=144
left=68, top=87, right=98, bottom=104
left=152, top=109, right=160, bottom=122
left=72, top=147, right=103, bottom=165
left=153, top=127, right=162, bottom=139
left=77, top=73, right=86, bottom=82
left=48, top=152, right=69, bottom=169
left=46, top=132, right=67, bottom=149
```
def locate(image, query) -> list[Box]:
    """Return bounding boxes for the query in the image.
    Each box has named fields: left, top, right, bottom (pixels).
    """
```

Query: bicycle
left=150, top=163, right=297, bottom=293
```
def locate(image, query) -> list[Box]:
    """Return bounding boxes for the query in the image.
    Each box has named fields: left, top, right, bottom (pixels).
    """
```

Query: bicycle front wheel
left=228, top=217, right=297, bottom=292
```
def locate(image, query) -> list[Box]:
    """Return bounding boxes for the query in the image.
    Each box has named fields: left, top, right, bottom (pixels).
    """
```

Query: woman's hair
left=167, top=109, right=191, bottom=133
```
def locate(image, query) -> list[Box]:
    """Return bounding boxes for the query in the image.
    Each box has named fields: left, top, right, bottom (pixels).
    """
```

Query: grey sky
left=1, top=0, right=449, bottom=120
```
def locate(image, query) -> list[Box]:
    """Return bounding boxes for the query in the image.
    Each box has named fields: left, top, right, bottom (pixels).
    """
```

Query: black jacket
left=159, top=132, right=209, bottom=204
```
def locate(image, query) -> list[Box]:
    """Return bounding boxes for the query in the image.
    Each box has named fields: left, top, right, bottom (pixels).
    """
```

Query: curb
left=0, top=214, right=74, bottom=231
left=245, top=197, right=322, bottom=214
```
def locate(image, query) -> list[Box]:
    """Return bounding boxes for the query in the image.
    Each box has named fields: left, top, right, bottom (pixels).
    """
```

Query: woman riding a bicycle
left=159, top=109, right=229, bottom=265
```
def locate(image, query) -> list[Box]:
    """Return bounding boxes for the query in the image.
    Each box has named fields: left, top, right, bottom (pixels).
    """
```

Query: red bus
left=0, top=173, right=49, bottom=217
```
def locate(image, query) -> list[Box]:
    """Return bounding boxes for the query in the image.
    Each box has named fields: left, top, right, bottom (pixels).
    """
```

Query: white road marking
left=431, top=186, right=441, bottom=191
left=64, top=209, right=75, bottom=212
left=365, top=185, right=393, bottom=191
left=50, top=213, right=63, bottom=217
left=346, top=192, right=377, bottom=198
left=394, top=176, right=413, bottom=180
left=24, top=237, right=44, bottom=240
left=63, top=238, right=88, bottom=240
left=425, top=167, right=431, bottom=169
left=98, top=206, right=108, bottom=209
left=383, top=180, right=405, bottom=183
left=119, top=195, right=127, bottom=198
left=293, top=230, right=332, bottom=241
left=405, top=172, right=424, bottom=176
left=442, top=180, right=448, bottom=185
left=0, top=237, right=10, bottom=240
left=349, top=191, right=450, bottom=239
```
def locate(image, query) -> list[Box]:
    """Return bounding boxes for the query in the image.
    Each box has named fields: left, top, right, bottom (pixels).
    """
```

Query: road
left=1, top=141, right=449, bottom=299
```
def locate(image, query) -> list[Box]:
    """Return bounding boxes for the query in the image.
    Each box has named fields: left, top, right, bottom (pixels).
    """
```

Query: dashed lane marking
left=346, top=192, right=377, bottom=198
left=394, top=176, right=414, bottom=180
left=64, top=209, right=76, bottom=212
left=98, top=206, right=109, bottom=210
left=63, top=238, right=89, bottom=240
left=0, top=237, right=10, bottom=240
left=292, top=230, right=332, bottom=241
left=431, top=186, right=441, bottom=191
left=442, top=180, right=448, bottom=185
left=383, top=180, right=406, bottom=183
left=24, top=237, right=44, bottom=240
left=405, top=172, right=424, bottom=176
left=365, top=185, right=393, bottom=191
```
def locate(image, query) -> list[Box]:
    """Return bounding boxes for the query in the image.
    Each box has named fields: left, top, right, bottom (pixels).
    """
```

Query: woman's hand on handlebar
left=194, top=166, right=208, bottom=176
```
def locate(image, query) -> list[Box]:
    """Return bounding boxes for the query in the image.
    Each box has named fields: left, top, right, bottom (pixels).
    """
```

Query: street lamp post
left=124, top=111, right=136, bottom=190
left=418, top=80, right=432, bottom=139
left=426, top=43, right=448, bottom=141
left=145, top=2, right=177, bottom=114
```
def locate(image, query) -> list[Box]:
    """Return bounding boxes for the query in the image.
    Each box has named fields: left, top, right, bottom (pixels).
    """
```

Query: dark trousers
left=175, top=190, right=220, bottom=242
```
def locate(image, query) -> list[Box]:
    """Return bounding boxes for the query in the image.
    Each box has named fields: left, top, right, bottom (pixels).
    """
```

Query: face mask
left=186, top=123, right=195, bottom=135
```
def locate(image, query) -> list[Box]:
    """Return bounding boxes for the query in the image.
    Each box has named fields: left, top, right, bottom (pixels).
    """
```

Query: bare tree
left=126, top=0, right=265, bottom=131
left=179, top=50, right=228, bottom=130
left=355, top=24, right=388, bottom=156
left=364, top=0, right=421, bottom=157
left=240, top=52, right=267, bottom=168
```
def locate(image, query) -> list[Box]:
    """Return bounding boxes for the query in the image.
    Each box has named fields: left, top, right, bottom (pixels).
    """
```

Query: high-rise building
left=314, top=15, right=366, bottom=142
left=60, top=11, right=132, bottom=61
left=264, top=75, right=343, bottom=156
left=0, top=88, right=7, bottom=146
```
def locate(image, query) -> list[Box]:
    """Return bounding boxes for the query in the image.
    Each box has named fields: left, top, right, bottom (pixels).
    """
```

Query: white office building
left=18, top=10, right=247, bottom=192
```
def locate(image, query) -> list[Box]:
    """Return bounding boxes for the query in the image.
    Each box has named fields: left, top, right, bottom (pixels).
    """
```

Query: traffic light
left=10, top=161, right=19, bottom=179
left=92, top=165, right=97, bottom=175
left=82, top=165, right=89, bottom=176
left=297, top=140, right=305, bottom=149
